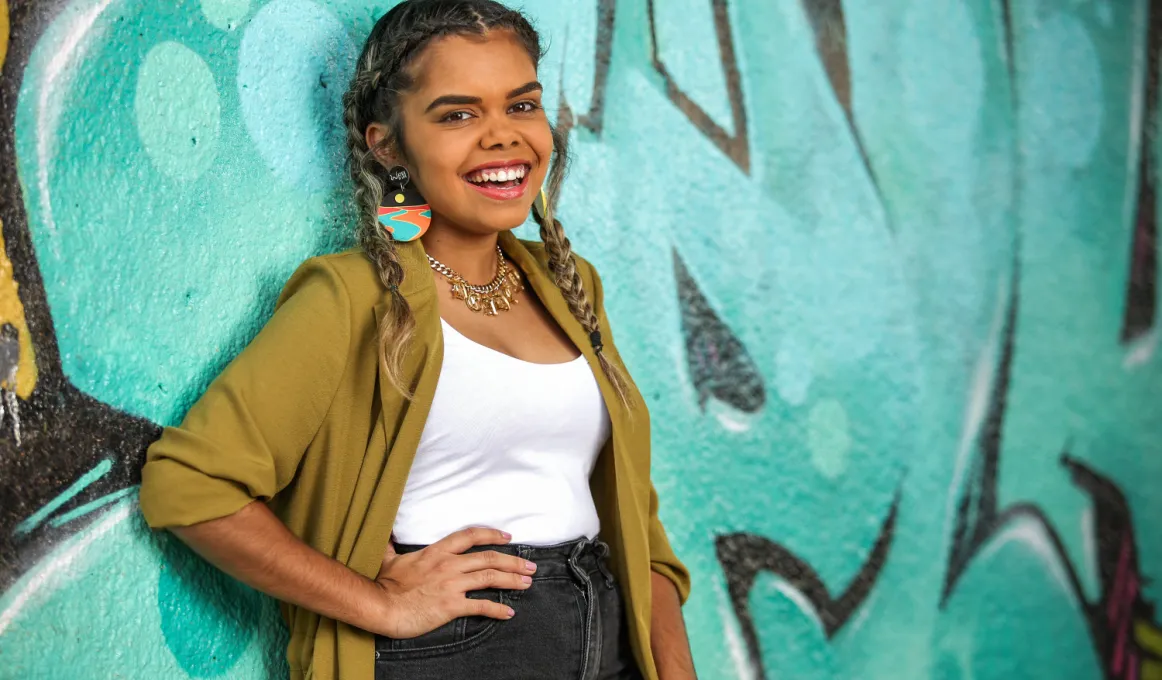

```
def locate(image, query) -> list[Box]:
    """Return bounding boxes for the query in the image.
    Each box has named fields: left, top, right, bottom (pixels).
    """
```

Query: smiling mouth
left=463, top=163, right=531, bottom=200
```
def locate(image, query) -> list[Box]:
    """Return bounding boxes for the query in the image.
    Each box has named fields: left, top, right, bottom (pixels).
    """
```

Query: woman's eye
left=510, top=101, right=541, bottom=114
left=440, top=111, right=473, bottom=123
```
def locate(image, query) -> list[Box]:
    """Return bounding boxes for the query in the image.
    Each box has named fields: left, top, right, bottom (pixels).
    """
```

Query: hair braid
left=533, top=126, right=633, bottom=408
left=342, top=44, right=415, bottom=395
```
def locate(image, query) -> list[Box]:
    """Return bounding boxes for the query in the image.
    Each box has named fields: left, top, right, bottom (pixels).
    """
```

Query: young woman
left=139, top=1, right=694, bottom=678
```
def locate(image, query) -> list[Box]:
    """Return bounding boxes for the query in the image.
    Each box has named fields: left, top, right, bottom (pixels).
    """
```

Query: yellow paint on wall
left=1143, top=658, right=1161, bottom=680
left=1139, top=618, right=1162, bottom=656
left=0, top=0, right=8, bottom=71
left=0, top=220, right=39, bottom=397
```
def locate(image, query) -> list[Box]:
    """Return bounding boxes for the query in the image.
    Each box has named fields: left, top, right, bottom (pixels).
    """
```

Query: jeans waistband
left=393, top=535, right=616, bottom=586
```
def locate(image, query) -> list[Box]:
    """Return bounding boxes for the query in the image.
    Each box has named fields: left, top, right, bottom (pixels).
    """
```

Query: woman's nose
left=479, top=117, right=521, bottom=149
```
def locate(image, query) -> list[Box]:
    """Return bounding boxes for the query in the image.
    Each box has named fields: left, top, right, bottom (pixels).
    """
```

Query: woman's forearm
left=170, top=500, right=383, bottom=630
left=650, top=570, right=696, bottom=679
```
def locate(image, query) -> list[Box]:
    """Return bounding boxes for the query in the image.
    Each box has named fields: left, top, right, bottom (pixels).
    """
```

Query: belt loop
left=566, top=539, right=589, bottom=590
left=568, top=538, right=586, bottom=565
left=594, top=539, right=615, bottom=589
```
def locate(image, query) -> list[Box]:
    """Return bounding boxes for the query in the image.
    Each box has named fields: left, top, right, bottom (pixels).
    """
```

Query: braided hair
left=342, top=0, right=631, bottom=405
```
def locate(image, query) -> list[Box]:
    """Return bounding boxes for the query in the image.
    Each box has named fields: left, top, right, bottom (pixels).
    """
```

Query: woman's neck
left=420, top=223, right=503, bottom=284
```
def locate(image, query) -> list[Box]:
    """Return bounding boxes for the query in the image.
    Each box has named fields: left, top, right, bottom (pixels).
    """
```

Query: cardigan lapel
left=370, top=238, right=441, bottom=449
left=371, top=235, right=441, bottom=432
left=356, top=239, right=442, bottom=578
left=498, top=232, right=651, bottom=650
left=497, top=230, right=636, bottom=519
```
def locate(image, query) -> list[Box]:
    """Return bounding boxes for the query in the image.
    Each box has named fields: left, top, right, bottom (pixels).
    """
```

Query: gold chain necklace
left=427, top=245, right=525, bottom=316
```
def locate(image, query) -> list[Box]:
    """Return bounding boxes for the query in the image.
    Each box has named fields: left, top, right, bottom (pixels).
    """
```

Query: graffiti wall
left=0, top=0, right=1160, bottom=677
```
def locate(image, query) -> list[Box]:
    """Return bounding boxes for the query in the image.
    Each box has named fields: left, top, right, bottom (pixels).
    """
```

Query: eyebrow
left=424, top=81, right=544, bottom=113
left=506, top=81, right=543, bottom=99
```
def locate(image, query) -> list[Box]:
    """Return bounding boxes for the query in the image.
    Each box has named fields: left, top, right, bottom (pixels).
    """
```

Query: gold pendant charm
left=428, top=246, right=525, bottom=317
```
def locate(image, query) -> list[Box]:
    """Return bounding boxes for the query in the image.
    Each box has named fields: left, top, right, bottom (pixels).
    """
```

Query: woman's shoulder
left=291, top=246, right=378, bottom=281
left=281, top=247, right=383, bottom=308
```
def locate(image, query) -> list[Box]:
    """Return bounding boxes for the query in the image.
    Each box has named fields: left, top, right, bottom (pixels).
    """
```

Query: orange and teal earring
left=377, top=166, right=431, bottom=242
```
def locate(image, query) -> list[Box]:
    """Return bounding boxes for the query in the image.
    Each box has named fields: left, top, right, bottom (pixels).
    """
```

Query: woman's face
left=369, top=30, right=552, bottom=236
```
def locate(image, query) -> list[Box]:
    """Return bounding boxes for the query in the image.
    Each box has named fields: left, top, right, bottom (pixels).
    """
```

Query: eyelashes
left=437, top=101, right=542, bottom=124
left=439, top=111, right=473, bottom=123
left=509, top=101, right=541, bottom=114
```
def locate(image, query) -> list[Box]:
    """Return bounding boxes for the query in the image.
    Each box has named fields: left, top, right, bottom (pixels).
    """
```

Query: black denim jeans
left=374, top=535, right=642, bottom=680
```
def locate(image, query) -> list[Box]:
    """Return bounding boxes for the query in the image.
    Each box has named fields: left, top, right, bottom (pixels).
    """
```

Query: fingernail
left=521, top=575, right=532, bottom=584
left=507, top=607, right=516, bottom=617
left=525, top=561, right=537, bottom=572
left=500, top=531, right=512, bottom=540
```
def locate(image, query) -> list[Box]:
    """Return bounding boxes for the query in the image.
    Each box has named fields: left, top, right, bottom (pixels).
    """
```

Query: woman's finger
left=452, top=596, right=516, bottom=621
left=430, top=527, right=511, bottom=554
left=453, top=569, right=532, bottom=593
left=453, top=550, right=536, bottom=576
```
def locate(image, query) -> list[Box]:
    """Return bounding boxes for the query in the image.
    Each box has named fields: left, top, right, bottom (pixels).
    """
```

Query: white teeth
left=466, top=165, right=529, bottom=184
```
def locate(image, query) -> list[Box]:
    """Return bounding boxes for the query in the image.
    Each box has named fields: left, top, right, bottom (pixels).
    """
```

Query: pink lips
left=463, top=169, right=530, bottom=201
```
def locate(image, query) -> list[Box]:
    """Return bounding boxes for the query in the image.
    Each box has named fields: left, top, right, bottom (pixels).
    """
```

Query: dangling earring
left=532, top=188, right=549, bottom=222
left=377, top=166, right=431, bottom=242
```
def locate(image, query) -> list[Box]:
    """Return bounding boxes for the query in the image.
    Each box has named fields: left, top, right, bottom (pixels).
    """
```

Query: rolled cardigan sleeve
left=579, top=255, right=692, bottom=605
left=646, top=483, right=691, bottom=604
left=139, top=256, right=351, bottom=529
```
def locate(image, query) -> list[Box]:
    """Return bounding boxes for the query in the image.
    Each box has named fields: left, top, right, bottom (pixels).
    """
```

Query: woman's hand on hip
left=365, top=527, right=536, bottom=638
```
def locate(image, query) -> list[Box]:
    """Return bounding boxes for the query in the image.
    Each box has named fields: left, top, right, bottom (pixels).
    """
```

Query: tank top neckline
left=440, top=317, right=586, bottom=368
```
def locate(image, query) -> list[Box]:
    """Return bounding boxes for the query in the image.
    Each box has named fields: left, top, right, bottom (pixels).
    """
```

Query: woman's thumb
left=378, top=535, right=399, bottom=573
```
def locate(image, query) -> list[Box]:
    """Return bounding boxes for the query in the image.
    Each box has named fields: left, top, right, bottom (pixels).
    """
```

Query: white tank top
left=390, top=319, right=611, bottom=546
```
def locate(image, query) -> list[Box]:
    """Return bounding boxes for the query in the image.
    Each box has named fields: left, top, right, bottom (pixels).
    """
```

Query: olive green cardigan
left=139, top=230, right=691, bottom=680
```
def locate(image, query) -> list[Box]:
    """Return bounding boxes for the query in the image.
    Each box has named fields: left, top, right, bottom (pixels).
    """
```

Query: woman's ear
left=364, top=122, right=397, bottom=167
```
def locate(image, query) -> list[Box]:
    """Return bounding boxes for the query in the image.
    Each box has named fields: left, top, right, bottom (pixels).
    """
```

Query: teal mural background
left=1, top=0, right=1161, bottom=678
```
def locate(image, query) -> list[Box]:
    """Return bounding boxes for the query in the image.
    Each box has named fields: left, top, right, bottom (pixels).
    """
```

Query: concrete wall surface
left=1, top=0, right=1161, bottom=678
